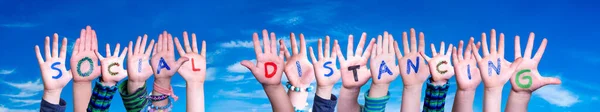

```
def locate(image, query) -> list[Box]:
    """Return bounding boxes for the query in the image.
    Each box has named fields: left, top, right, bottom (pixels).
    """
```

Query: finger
left=140, top=34, right=149, bottom=54
left=44, top=36, right=51, bottom=59
left=106, top=43, right=112, bottom=57
left=324, top=36, right=331, bottom=58
left=270, top=32, right=277, bottom=54
left=262, top=30, right=271, bottom=54
left=114, top=43, right=122, bottom=57
left=533, top=38, right=548, bottom=61
left=157, top=34, right=164, bottom=52
left=168, top=34, right=174, bottom=53
left=52, top=34, right=59, bottom=58
left=35, top=45, right=44, bottom=64
left=290, top=32, right=299, bottom=54
left=59, top=37, right=67, bottom=59
left=80, top=29, right=87, bottom=51
left=128, top=41, right=133, bottom=57
left=280, top=40, right=291, bottom=59
left=355, top=33, right=367, bottom=57
left=472, top=43, right=482, bottom=61
left=377, top=35, right=382, bottom=55
left=410, top=28, right=417, bottom=52
left=85, top=26, right=92, bottom=51
left=481, top=32, right=489, bottom=56
left=543, top=77, right=562, bottom=85
left=318, top=39, right=323, bottom=60
left=135, top=36, right=142, bottom=54
left=440, top=42, right=446, bottom=55
left=388, top=34, right=395, bottom=53
left=393, top=41, right=403, bottom=59
left=73, top=38, right=80, bottom=54
left=331, top=42, right=338, bottom=60
left=192, top=33, right=199, bottom=53
left=201, top=40, right=207, bottom=56
left=279, top=45, right=285, bottom=60
left=183, top=31, right=192, bottom=53
left=370, top=43, right=377, bottom=60
left=240, top=60, right=256, bottom=72
left=175, top=57, right=190, bottom=68
left=419, top=51, right=431, bottom=61
left=95, top=50, right=105, bottom=60
left=465, top=39, right=472, bottom=60
left=490, top=29, right=497, bottom=54
left=458, top=40, right=464, bottom=60
left=309, top=47, right=318, bottom=62
left=446, top=44, right=453, bottom=56
left=383, top=31, right=389, bottom=54
left=152, top=43, right=158, bottom=56
left=514, top=35, right=522, bottom=59
left=91, top=29, right=98, bottom=50
left=120, top=47, right=128, bottom=59
left=430, top=43, right=437, bottom=56
left=145, top=39, right=155, bottom=56
left=335, top=40, right=346, bottom=64
left=346, top=34, right=354, bottom=58
left=402, top=31, right=409, bottom=55
left=524, top=32, right=535, bottom=59
left=174, top=37, right=186, bottom=56
left=452, top=47, right=459, bottom=64
left=361, top=38, right=376, bottom=63
left=300, top=33, right=307, bottom=54
left=418, top=32, right=425, bottom=52
left=498, top=33, right=505, bottom=56
left=252, top=32, right=262, bottom=55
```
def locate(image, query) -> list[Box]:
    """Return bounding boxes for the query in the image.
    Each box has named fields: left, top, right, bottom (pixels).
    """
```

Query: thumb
left=240, top=60, right=256, bottom=72
left=174, top=57, right=190, bottom=69
left=510, top=58, right=524, bottom=70
left=419, top=51, right=431, bottom=61
left=543, top=77, right=562, bottom=85
left=94, top=50, right=105, bottom=60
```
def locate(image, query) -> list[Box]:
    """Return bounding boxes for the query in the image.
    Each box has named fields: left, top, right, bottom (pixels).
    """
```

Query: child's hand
left=126, top=35, right=155, bottom=83
left=336, top=33, right=375, bottom=89
left=282, top=33, right=315, bottom=88
left=370, top=32, right=400, bottom=84
left=472, top=29, right=522, bottom=89
left=70, top=26, right=101, bottom=82
left=174, top=31, right=207, bottom=83
left=510, top=33, right=561, bottom=93
left=95, top=43, right=128, bottom=86
left=241, top=29, right=285, bottom=86
left=420, top=41, right=454, bottom=85
left=452, top=38, right=482, bottom=91
left=397, top=28, right=430, bottom=87
left=309, top=36, right=340, bottom=88
left=151, top=31, right=189, bottom=79
left=35, top=34, right=72, bottom=96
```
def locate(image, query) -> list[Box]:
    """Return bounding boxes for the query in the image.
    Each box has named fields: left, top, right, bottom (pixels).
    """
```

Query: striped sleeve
left=363, top=90, right=391, bottom=112
left=118, top=80, right=149, bottom=112
left=87, top=81, right=118, bottom=112
left=422, top=81, right=449, bottom=112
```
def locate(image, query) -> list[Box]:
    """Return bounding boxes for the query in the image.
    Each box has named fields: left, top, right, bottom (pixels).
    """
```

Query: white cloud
left=220, top=40, right=254, bottom=48
left=221, top=75, right=245, bottom=82
left=215, top=88, right=267, bottom=99
left=533, top=85, right=580, bottom=107
left=9, top=98, right=40, bottom=107
left=227, top=60, right=256, bottom=73
left=1, top=92, right=38, bottom=98
left=173, top=83, right=186, bottom=88
left=0, top=105, right=36, bottom=112
left=0, top=69, right=15, bottom=75
left=1, top=23, right=38, bottom=28
left=206, top=67, right=217, bottom=81
left=209, top=100, right=271, bottom=112
left=4, top=79, right=44, bottom=92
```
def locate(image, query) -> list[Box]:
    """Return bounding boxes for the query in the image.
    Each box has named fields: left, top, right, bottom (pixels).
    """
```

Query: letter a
left=264, top=62, right=277, bottom=78
left=323, top=61, right=334, bottom=77
left=157, top=57, right=171, bottom=74
left=378, top=61, right=393, bottom=79
left=406, top=57, right=420, bottom=74
left=51, top=62, right=62, bottom=79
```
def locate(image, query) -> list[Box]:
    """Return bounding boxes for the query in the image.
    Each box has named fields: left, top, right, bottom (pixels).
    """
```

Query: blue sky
left=0, top=0, right=598, bottom=111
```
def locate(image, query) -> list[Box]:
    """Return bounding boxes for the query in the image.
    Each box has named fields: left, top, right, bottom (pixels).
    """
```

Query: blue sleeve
left=311, top=94, right=337, bottom=112
left=40, top=98, right=66, bottom=112
left=363, top=90, right=391, bottom=112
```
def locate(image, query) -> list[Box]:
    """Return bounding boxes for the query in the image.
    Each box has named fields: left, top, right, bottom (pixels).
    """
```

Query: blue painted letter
left=487, top=58, right=501, bottom=76
left=296, top=61, right=302, bottom=77
left=467, top=64, right=472, bottom=80
left=406, top=57, right=420, bottom=74
left=51, top=62, right=62, bottom=79
left=378, top=61, right=393, bottom=79
left=157, top=57, right=171, bottom=74
left=323, top=61, right=333, bottom=77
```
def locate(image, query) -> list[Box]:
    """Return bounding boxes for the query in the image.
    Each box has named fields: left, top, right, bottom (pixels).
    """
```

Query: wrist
left=316, top=85, right=333, bottom=99
left=43, top=89, right=62, bottom=104
left=154, top=78, right=172, bottom=87
left=127, top=80, right=146, bottom=91
left=403, top=83, right=423, bottom=91
left=186, top=81, right=204, bottom=89
left=510, top=89, right=532, bottom=100
left=431, top=79, right=448, bottom=86
left=368, top=83, right=390, bottom=98
left=100, top=80, right=117, bottom=86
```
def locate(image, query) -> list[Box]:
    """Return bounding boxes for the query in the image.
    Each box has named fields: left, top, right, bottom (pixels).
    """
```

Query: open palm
left=151, top=31, right=189, bottom=79
left=370, top=32, right=400, bottom=84
left=397, top=28, right=430, bottom=86
left=70, top=26, right=101, bottom=82
left=282, top=33, right=315, bottom=88
left=510, top=33, right=561, bottom=92
left=309, top=36, right=340, bottom=87
left=95, top=43, right=128, bottom=86
left=126, top=35, right=155, bottom=82
left=420, top=41, right=454, bottom=85
left=452, top=38, right=482, bottom=90
left=241, top=29, right=285, bottom=86
left=175, top=31, right=207, bottom=83
left=472, top=29, right=522, bottom=89
left=35, top=34, right=72, bottom=91
left=336, top=33, right=375, bottom=89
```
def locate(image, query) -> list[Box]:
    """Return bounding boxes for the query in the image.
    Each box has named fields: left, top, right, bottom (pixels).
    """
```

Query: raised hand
left=419, top=41, right=454, bottom=85
left=241, top=29, right=285, bottom=86
left=309, top=36, right=340, bottom=99
left=282, top=33, right=315, bottom=88
left=370, top=32, right=400, bottom=84
left=336, top=33, right=375, bottom=89
left=70, top=26, right=101, bottom=82
left=151, top=31, right=189, bottom=79
left=510, top=33, right=561, bottom=92
left=472, top=29, right=522, bottom=89
left=35, top=34, right=72, bottom=104
left=452, top=38, right=482, bottom=91
left=126, top=35, right=155, bottom=87
left=95, top=43, right=128, bottom=86
left=396, top=28, right=430, bottom=86
left=174, top=31, right=207, bottom=83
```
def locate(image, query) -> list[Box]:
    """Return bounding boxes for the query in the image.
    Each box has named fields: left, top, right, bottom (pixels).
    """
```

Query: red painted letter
left=191, top=58, right=201, bottom=71
left=264, top=62, right=277, bottom=78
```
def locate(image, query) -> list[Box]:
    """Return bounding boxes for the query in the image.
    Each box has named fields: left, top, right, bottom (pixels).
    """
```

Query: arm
left=121, top=34, right=155, bottom=112
left=309, top=36, right=341, bottom=112
left=422, top=81, right=450, bottom=112
left=398, top=28, right=431, bottom=112
left=364, top=32, right=400, bottom=111
left=174, top=32, right=207, bottom=111
left=87, top=43, right=129, bottom=111
left=149, top=31, right=189, bottom=111
left=339, top=87, right=362, bottom=112
left=281, top=33, right=315, bottom=110
left=336, top=32, right=376, bottom=112
left=451, top=38, right=482, bottom=112
left=505, top=33, right=561, bottom=112
left=240, top=29, right=293, bottom=111
left=36, top=33, right=72, bottom=112
left=70, top=26, right=102, bottom=112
